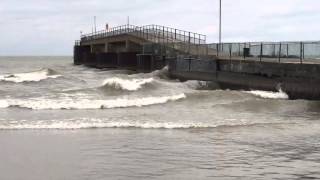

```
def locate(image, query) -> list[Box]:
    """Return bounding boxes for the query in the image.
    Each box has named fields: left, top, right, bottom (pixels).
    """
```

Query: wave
left=0, top=94, right=186, bottom=110
left=0, top=119, right=291, bottom=130
left=0, top=68, right=61, bottom=83
left=0, top=121, right=209, bottom=130
left=102, top=77, right=154, bottom=91
left=0, top=100, right=9, bottom=108
left=245, top=89, right=289, bottom=99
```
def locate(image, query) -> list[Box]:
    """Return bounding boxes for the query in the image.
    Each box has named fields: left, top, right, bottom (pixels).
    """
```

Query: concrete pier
left=74, top=24, right=320, bottom=100
left=169, top=57, right=320, bottom=100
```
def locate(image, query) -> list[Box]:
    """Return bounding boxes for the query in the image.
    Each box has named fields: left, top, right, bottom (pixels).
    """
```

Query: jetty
left=74, top=24, right=320, bottom=100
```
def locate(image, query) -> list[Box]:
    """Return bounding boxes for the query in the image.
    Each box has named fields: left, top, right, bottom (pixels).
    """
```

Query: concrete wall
left=117, top=52, right=138, bottom=69
left=218, top=59, right=320, bottom=80
left=96, top=53, right=118, bottom=68
left=136, top=55, right=167, bottom=72
left=168, top=57, right=320, bottom=100
left=74, top=45, right=90, bottom=65
left=74, top=43, right=320, bottom=100
left=174, top=57, right=217, bottom=73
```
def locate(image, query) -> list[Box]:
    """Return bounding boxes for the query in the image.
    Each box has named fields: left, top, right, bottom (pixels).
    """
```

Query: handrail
left=207, top=41, right=320, bottom=64
left=74, top=40, right=80, bottom=46
left=80, top=24, right=206, bottom=45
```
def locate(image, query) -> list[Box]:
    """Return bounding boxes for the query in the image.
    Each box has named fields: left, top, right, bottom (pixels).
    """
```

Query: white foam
left=0, top=69, right=61, bottom=83
left=245, top=89, right=289, bottom=99
left=0, top=121, right=209, bottom=130
left=0, top=117, right=222, bottom=130
left=0, top=100, right=9, bottom=108
left=0, top=117, right=274, bottom=130
left=102, top=77, right=154, bottom=91
left=0, top=94, right=186, bottom=110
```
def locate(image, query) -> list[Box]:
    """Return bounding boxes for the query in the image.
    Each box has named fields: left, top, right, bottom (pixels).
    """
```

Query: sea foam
left=0, top=120, right=209, bottom=130
left=0, top=68, right=61, bottom=83
left=0, top=94, right=186, bottom=110
left=245, top=89, right=289, bottom=99
left=0, top=117, right=280, bottom=130
left=102, top=77, right=154, bottom=91
left=0, top=100, right=9, bottom=108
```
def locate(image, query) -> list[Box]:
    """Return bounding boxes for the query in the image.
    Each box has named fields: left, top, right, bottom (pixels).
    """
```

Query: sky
left=0, top=0, right=320, bottom=56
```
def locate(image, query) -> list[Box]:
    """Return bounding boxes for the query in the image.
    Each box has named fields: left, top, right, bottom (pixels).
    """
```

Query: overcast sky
left=0, top=0, right=320, bottom=56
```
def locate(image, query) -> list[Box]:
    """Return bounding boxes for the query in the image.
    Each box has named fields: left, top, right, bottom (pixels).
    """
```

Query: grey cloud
left=0, top=0, right=319, bottom=55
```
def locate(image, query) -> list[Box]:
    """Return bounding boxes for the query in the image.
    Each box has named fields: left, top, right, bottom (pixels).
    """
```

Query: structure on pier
left=74, top=24, right=320, bottom=100
left=74, top=24, right=211, bottom=71
left=74, top=24, right=320, bottom=69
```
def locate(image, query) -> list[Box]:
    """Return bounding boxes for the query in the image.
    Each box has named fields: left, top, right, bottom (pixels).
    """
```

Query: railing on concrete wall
left=79, top=24, right=206, bottom=45
left=208, top=41, right=320, bottom=64
left=80, top=25, right=139, bottom=42
left=75, top=40, right=80, bottom=46
left=76, top=24, right=320, bottom=64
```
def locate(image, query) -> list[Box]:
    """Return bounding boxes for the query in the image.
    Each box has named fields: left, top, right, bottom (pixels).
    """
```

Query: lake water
left=0, top=56, right=320, bottom=179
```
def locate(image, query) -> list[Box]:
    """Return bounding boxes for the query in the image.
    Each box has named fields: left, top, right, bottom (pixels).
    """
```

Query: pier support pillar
left=104, top=43, right=109, bottom=53
left=90, top=45, right=94, bottom=53
left=125, top=40, right=130, bottom=52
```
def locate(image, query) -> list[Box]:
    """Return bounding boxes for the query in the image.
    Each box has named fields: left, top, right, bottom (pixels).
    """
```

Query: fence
left=208, top=41, right=320, bottom=64
left=80, top=24, right=206, bottom=45
left=77, top=24, right=320, bottom=64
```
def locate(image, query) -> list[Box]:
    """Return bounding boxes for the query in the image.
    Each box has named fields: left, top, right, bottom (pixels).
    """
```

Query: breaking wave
left=0, top=121, right=210, bottom=130
left=0, top=94, right=186, bottom=110
left=0, top=68, right=61, bottom=83
left=0, top=118, right=290, bottom=130
left=245, top=89, right=289, bottom=99
left=0, top=100, right=9, bottom=108
left=102, top=77, right=154, bottom=91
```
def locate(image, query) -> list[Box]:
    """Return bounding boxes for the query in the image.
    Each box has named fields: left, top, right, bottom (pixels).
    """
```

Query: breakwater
left=169, top=57, right=320, bottom=100
left=74, top=24, right=320, bottom=100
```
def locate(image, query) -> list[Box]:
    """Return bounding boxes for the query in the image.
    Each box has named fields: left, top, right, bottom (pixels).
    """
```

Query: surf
left=102, top=77, right=154, bottom=91
left=0, top=68, right=62, bottom=83
left=244, top=89, right=289, bottom=99
left=0, top=94, right=186, bottom=110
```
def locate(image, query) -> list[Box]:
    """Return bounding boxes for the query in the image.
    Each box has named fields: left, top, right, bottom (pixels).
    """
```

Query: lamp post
left=219, top=0, right=222, bottom=44
left=94, top=16, right=97, bottom=33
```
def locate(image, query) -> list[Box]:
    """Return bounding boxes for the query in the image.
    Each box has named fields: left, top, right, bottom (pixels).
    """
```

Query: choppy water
left=0, top=56, right=320, bottom=180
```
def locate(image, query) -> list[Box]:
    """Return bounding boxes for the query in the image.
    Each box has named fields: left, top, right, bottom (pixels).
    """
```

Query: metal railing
left=79, top=24, right=206, bottom=45
left=80, top=25, right=138, bottom=42
left=75, top=40, right=80, bottom=46
left=76, top=24, right=320, bottom=64
left=208, top=41, right=320, bottom=64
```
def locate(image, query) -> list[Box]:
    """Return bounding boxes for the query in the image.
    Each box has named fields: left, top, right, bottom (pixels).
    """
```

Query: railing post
left=166, top=27, right=169, bottom=44
left=300, top=42, right=303, bottom=64
left=279, top=43, right=282, bottom=63
left=146, top=27, right=149, bottom=40
left=188, top=32, right=191, bottom=54
left=143, top=27, right=145, bottom=38
left=303, top=42, right=305, bottom=60
left=229, top=43, right=232, bottom=61
left=273, top=44, right=276, bottom=57
left=162, top=27, right=165, bottom=43
left=260, top=43, right=263, bottom=62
